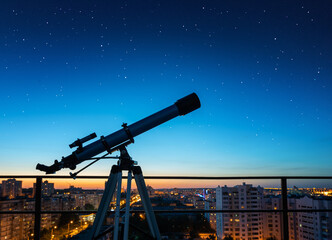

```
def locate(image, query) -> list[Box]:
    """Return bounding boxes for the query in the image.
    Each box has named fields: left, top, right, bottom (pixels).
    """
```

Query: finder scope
left=36, top=93, right=200, bottom=174
left=69, top=132, right=97, bottom=149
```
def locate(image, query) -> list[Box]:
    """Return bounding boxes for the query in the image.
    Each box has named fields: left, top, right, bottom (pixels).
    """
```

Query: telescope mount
left=86, top=142, right=161, bottom=240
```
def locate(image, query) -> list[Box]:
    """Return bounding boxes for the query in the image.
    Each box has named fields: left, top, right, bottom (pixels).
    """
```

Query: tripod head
left=36, top=93, right=200, bottom=174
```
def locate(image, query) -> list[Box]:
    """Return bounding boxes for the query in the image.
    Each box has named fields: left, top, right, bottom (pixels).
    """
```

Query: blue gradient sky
left=1, top=1, right=332, bottom=180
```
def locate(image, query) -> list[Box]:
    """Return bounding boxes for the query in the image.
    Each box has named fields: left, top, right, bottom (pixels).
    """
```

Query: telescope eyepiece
left=175, top=93, right=201, bottom=115
left=36, top=163, right=57, bottom=174
left=36, top=163, right=48, bottom=172
left=36, top=159, right=65, bottom=174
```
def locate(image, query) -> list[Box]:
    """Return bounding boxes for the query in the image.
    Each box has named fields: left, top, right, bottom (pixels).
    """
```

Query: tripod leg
left=133, top=166, right=161, bottom=240
left=90, top=165, right=120, bottom=239
left=123, top=171, right=132, bottom=240
left=113, top=170, right=123, bottom=240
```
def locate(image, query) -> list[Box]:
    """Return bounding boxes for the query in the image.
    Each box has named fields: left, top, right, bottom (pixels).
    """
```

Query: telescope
left=36, top=93, right=200, bottom=174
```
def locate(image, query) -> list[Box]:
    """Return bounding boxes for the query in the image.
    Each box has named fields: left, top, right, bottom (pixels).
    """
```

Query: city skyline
left=1, top=1, right=332, bottom=183
left=1, top=177, right=331, bottom=190
left=3, top=177, right=332, bottom=195
left=2, top=178, right=332, bottom=239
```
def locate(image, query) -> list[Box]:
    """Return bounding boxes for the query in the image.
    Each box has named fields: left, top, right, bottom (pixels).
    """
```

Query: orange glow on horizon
left=11, top=177, right=281, bottom=189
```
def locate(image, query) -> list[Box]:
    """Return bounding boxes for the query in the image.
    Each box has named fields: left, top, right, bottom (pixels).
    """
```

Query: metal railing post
left=281, top=177, right=289, bottom=240
left=34, top=177, right=42, bottom=240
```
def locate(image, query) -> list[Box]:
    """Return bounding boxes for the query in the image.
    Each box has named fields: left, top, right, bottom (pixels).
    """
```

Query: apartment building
left=289, top=196, right=332, bottom=240
left=0, top=199, right=34, bottom=240
left=32, top=180, right=55, bottom=197
left=262, top=196, right=282, bottom=240
left=1, top=179, right=22, bottom=199
left=216, top=183, right=264, bottom=240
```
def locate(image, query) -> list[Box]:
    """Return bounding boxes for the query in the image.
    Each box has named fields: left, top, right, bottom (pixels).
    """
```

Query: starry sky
left=1, top=1, right=332, bottom=187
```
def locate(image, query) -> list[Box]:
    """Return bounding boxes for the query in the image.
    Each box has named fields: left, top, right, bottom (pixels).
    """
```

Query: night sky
left=1, top=1, right=332, bottom=184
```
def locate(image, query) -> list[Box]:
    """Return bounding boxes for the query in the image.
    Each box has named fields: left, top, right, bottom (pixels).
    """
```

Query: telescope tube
left=36, top=93, right=200, bottom=173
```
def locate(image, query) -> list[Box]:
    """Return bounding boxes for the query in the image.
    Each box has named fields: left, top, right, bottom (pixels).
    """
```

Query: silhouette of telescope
left=36, top=93, right=200, bottom=174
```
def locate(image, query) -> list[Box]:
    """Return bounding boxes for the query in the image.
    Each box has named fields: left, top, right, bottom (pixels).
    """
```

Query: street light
left=68, top=221, right=73, bottom=237
left=51, top=226, right=57, bottom=239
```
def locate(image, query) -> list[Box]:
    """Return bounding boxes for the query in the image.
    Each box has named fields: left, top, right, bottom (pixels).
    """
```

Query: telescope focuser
left=36, top=154, right=78, bottom=174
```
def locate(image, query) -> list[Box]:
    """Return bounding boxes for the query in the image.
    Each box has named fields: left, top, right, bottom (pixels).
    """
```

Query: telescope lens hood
left=175, top=93, right=201, bottom=115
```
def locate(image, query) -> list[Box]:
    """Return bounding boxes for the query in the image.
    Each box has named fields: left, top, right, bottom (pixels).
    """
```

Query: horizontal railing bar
left=0, top=211, right=36, bottom=214
left=2, top=209, right=332, bottom=214
left=1, top=175, right=332, bottom=179
left=129, top=209, right=332, bottom=213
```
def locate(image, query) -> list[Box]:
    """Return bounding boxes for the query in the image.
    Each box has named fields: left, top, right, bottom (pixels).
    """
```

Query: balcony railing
left=1, top=175, right=332, bottom=240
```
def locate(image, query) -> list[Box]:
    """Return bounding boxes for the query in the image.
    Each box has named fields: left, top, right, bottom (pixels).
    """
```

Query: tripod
left=89, top=145, right=161, bottom=240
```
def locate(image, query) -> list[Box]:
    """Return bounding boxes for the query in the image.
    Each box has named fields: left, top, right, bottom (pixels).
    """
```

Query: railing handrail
left=1, top=175, right=332, bottom=179
left=2, top=209, right=332, bottom=214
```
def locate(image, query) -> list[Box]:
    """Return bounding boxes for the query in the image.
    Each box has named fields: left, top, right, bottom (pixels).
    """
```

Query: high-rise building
left=216, top=186, right=223, bottom=239
left=262, top=196, right=282, bottom=240
left=1, top=179, right=22, bottom=199
left=215, top=183, right=332, bottom=240
left=289, top=196, right=332, bottom=240
left=208, top=200, right=217, bottom=231
left=32, top=180, right=55, bottom=197
left=0, top=199, right=34, bottom=240
left=216, top=183, right=264, bottom=240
